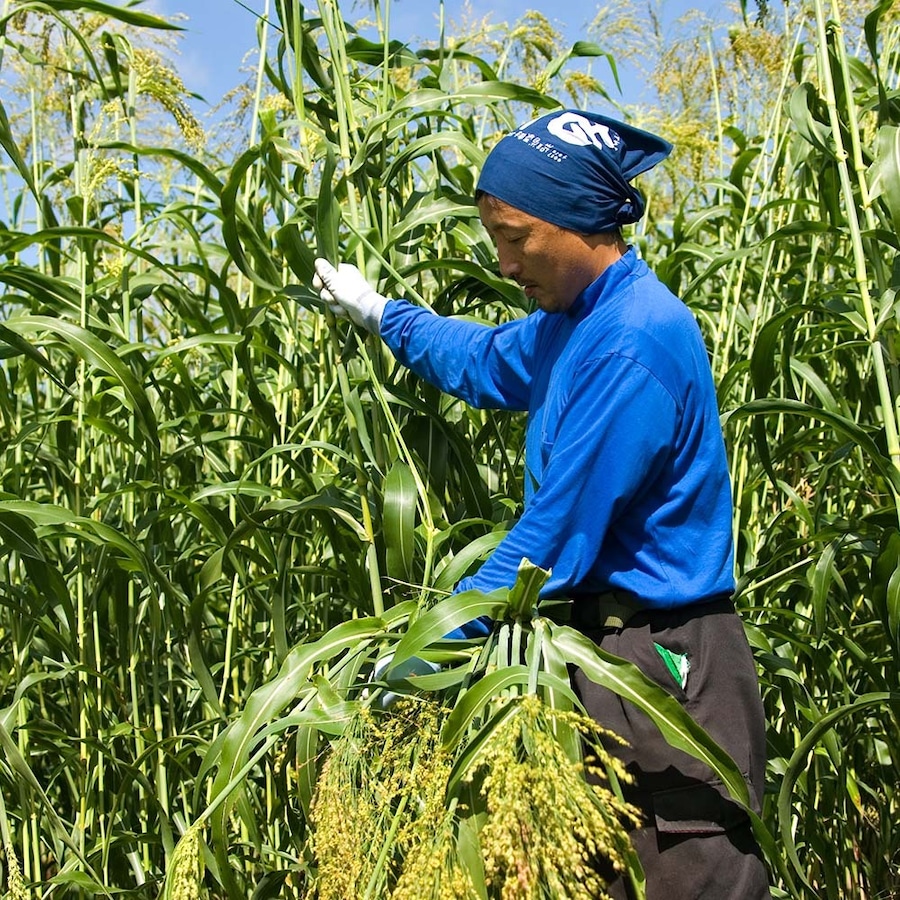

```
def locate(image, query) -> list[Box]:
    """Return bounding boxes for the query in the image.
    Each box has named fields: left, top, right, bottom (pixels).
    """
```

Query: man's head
left=475, top=110, right=672, bottom=311
left=477, top=192, right=625, bottom=313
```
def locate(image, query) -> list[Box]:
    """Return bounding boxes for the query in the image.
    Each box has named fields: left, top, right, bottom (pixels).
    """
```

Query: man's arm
left=380, top=299, right=537, bottom=411
left=454, top=353, right=678, bottom=599
left=313, top=258, right=537, bottom=411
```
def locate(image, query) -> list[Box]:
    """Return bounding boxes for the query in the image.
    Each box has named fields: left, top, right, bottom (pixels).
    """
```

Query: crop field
left=0, top=0, right=897, bottom=897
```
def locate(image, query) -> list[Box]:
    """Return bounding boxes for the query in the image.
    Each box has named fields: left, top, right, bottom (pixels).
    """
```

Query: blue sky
left=142, top=0, right=726, bottom=114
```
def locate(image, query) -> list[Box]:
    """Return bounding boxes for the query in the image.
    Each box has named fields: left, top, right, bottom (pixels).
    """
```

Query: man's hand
left=313, top=258, right=388, bottom=333
left=371, top=653, right=441, bottom=709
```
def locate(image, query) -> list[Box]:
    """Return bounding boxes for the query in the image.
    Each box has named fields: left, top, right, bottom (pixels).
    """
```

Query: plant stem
left=814, top=0, right=900, bottom=492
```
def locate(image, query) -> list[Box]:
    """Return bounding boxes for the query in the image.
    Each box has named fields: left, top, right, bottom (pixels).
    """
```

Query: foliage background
left=0, top=0, right=898, bottom=897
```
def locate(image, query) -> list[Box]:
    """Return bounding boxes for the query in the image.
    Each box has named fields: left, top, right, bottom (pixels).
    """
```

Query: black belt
left=546, top=590, right=646, bottom=630
left=547, top=591, right=734, bottom=631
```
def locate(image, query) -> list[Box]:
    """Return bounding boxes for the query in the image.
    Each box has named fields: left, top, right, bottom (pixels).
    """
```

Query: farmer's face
left=477, top=195, right=610, bottom=313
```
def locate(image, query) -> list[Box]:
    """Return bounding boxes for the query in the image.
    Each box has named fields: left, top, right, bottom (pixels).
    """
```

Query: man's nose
left=497, top=247, right=520, bottom=280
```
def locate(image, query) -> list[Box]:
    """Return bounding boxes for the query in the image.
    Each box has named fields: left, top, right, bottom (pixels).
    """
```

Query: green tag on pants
left=654, top=642, right=690, bottom=689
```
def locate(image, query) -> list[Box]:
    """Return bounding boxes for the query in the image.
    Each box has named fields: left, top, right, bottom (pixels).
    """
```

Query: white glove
left=313, top=258, right=388, bottom=333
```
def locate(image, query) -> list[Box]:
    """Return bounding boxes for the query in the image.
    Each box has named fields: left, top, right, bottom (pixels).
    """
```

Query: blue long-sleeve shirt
left=379, top=248, right=734, bottom=626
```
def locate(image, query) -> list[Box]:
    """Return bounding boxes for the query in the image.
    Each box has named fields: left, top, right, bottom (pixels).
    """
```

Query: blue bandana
left=476, top=110, right=673, bottom=233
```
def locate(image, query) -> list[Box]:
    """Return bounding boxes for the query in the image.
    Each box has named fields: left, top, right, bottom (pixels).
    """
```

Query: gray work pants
left=571, top=597, right=773, bottom=900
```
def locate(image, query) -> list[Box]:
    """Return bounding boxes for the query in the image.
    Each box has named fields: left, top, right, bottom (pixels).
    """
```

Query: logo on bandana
left=547, top=112, right=620, bottom=151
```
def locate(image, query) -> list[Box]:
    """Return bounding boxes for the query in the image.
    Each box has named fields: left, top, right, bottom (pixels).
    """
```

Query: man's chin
left=535, top=295, right=569, bottom=314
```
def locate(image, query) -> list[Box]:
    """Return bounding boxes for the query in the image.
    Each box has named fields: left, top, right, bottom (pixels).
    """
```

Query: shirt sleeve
left=453, top=351, right=679, bottom=601
left=379, top=299, right=538, bottom=411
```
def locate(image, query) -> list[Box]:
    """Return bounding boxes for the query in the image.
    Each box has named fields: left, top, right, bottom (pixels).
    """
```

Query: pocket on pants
left=651, top=781, right=750, bottom=835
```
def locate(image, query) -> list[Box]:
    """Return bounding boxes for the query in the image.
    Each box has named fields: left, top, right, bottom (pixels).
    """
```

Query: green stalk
left=813, top=0, right=900, bottom=488
left=64, top=25, right=93, bottom=866
left=317, top=0, right=366, bottom=265
left=326, top=323, right=385, bottom=616
left=314, top=0, right=387, bottom=615
left=28, top=85, right=44, bottom=271
left=526, top=618, right=543, bottom=695
left=362, top=791, right=410, bottom=900
left=706, top=34, right=725, bottom=180
left=217, top=0, right=271, bottom=710
left=713, top=18, right=804, bottom=382
left=121, top=45, right=154, bottom=878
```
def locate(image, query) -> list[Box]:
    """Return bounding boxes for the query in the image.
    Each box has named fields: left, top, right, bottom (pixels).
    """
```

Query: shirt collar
left=567, top=245, right=638, bottom=318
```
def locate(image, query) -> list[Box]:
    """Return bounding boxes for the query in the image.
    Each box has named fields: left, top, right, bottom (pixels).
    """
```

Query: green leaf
left=345, top=36, right=419, bottom=67
left=443, top=667, right=580, bottom=792
left=724, top=398, right=900, bottom=494
left=434, top=531, right=505, bottom=592
left=884, top=554, right=900, bottom=653
left=0, top=500, right=164, bottom=592
left=294, top=725, right=320, bottom=820
left=316, top=144, right=340, bottom=264
left=0, top=719, right=114, bottom=897
left=387, top=197, right=476, bottom=249
left=542, top=41, right=620, bottom=92
left=383, top=459, right=417, bottom=583
left=811, top=539, right=841, bottom=638
left=441, top=667, right=530, bottom=751
left=3, top=0, right=183, bottom=29
left=0, top=317, right=75, bottom=392
left=99, top=140, right=223, bottom=196
left=49, top=871, right=121, bottom=894
left=554, top=623, right=794, bottom=891
left=455, top=801, right=489, bottom=900
left=445, top=696, right=524, bottom=797
left=789, top=83, right=833, bottom=156
left=0, top=97, right=38, bottom=201
left=549, top=624, right=750, bottom=805
left=0, top=509, right=44, bottom=560
left=206, top=618, right=388, bottom=875
left=506, top=557, right=551, bottom=620
left=379, top=132, right=486, bottom=184
left=868, top=125, right=900, bottom=233
left=777, top=693, right=898, bottom=894
left=537, top=622, right=582, bottom=761
left=210, top=618, right=383, bottom=784
left=441, top=667, right=579, bottom=755
left=220, top=143, right=283, bottom=294
left=5, top=316, right=159, bottom=454
left=151, top=334, right=242, bottom=368
left=390, top=589, right=508, bottom=670
left=865, top=0, right=894, bottom=116
left=275, top=223, right=317, bottom=284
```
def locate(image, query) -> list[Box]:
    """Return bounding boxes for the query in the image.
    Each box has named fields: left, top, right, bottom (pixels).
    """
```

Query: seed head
left=166, top=825, right=205, bottom=900
left=3, top=842, right=28, bottom=900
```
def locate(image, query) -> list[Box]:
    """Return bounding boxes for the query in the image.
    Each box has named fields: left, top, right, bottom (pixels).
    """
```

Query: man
left=312, top=109, right=771, bottom=899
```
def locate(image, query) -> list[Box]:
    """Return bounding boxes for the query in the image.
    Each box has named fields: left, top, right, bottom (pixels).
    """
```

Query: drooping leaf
left=2, top=0, right=183, bottom=30
left=4, top=316, right=159, bottom=454
left=549, top=624, right=750, bottom=805
left=0, top=509, right=44, bottom=560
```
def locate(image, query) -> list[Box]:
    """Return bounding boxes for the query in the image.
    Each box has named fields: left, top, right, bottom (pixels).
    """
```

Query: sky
left=142, top=0, right=728, bottom=116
